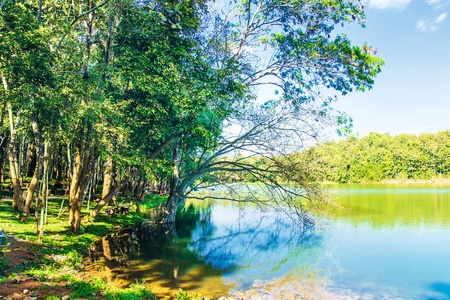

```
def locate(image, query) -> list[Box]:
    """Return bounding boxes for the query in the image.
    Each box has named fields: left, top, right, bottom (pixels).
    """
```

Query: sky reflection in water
left=181, top=184, right=450, bottom=299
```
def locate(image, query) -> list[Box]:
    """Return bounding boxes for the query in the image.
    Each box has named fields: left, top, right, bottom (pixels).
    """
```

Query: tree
left=0, top=0, right=384, bottom=232
left=297, top=131, right=450, bottom=183
left=0, top=1, right=54, bottom=213
left=161, top=0, right=384, bottom=223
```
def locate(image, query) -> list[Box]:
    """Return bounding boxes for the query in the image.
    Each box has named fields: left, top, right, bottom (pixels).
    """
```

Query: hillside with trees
left=299, top=131, right=450, bottom=183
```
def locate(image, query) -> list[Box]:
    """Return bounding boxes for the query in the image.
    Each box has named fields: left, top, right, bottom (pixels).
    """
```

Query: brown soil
left=0, top=238, right=108, bottom=300
left=0, top=279, right=76, bottom=300
left=1, top=238, right=41, bottom=270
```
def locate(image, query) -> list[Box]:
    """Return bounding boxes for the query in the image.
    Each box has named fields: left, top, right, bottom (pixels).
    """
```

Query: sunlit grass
left=0, top=193, right=166, bottom=299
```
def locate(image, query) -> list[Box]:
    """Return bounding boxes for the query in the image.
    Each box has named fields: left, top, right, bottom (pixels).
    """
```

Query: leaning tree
left=162, top=0, right=384, bottom=224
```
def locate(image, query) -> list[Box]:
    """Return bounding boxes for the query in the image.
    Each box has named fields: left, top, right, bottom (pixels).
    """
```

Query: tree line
left=0, top=0, right=383, bottom=234
left=298, top=131, right=450, bottom=183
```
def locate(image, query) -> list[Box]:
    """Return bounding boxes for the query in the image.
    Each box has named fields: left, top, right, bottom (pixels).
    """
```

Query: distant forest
left=299, top=131, right=450, bottom=183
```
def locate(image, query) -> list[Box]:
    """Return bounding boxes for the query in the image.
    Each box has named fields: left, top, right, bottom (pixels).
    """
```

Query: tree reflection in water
left=184, top=201, right=324, bottom=290
left=87, top=201, right=325, bottom=298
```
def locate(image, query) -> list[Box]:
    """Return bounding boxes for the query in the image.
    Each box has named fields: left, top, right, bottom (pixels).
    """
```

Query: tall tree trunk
left=24, top=112, right=43, bottom=215
left=103, top=2, right=113, bottom=70
left=27, top=145, right=37, bottom=177
left=38, top=141, right=49, bottom=243
left=0, top=103, right=7, bottom=184
left=0, top=136, right=9, bottom=184
left=55, top=145, right=63, bottom=182
left=7, top=105, right=23, bottom=210
left=102, top=155, right=113, bottom=199
left=164, top=141, right=181, bottom=224
left=37, top=0, right=42, bottom=23
left=68, top=140, right=95, bottom=234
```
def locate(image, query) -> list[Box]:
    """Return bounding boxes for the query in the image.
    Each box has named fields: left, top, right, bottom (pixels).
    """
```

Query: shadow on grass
left=0, top=198, right=145, bottom=257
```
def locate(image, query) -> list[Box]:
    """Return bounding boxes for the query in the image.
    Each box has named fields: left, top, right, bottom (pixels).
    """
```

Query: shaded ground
left=1, top=238, right=41, bottom=270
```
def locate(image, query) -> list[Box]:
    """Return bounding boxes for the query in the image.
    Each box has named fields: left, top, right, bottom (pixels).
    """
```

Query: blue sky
left=332, top=0, right=450, bottom=137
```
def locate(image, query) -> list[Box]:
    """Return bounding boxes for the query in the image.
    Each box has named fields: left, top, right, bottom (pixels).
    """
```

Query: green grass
left=0, top=196, right=146, bottom=249
left=174, top=288, right=201, bottom=300
left=0, top=193, right=167, bottom=299
left=134, top=194, right=167, bottom=211
left=71, top=279, right=154, bottom=300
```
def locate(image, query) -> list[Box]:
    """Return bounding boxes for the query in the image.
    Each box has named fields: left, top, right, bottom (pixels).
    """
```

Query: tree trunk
left=23, top=113, right=43, bottom=215
left=102, top=155, right=113, bottom=199
left=55, top=145, right=63, bottom=182
left=27, top=145, right=37, bottom=177
left=38, top=142, right=49, bottom=243
left=164, top=141, right=181, bottom=224
left=90, top=178, right=129, bottom=218
left=24, top=172, right=39, bottom=215
left=0, top=136, right=9, bottom=184
left=7, top=105, right=23, bottom=210
left=0, top=102, right=7, bottom=184
left=164, top=194, right=179, bottom=224
left=68, top=141, right=95, bottom=234
left=3, top=72, right=23, bottom=208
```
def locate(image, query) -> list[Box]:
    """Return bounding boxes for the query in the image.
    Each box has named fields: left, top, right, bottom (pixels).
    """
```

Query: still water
left=89, top=184, right=450, bottom=299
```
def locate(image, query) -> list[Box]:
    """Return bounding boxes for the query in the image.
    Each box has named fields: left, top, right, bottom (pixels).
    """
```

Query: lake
left=88, top=183, right=450, bottom=299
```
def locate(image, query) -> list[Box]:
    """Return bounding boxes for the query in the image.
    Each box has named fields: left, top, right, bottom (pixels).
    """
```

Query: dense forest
left=298, top=131, right=450, bottom=183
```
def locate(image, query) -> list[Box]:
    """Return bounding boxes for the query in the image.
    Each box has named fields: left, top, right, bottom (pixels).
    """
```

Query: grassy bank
left=0, top=193, right=167, bottom=300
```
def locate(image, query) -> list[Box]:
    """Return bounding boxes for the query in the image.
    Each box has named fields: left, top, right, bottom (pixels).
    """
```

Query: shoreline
left=320, top=178, right=450, bottom=185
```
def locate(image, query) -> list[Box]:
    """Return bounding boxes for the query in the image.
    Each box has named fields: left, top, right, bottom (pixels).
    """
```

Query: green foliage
left=0, top=0, right=383, bottom=242
left=106, top=282, right=155, bottom=300
left=300, top=131, right=450, bottom=183
left=140, top=194, right=168, bottom=210
left=175, top=288, right=201, bottom=300
left=0, top=243, right=11, bottom=276
left=70, top=278, right=154, bottom=299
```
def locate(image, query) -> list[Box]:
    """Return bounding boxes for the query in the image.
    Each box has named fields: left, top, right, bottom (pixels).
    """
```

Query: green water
left=91, top=183, right=450, bottom=299
left=316, top=183, right=450, bottom=299
left=326, top=183, right=450, bottom=228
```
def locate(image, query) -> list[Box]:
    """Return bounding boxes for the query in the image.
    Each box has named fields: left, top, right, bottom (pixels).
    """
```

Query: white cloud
left=416, top=12, right=448, bottom=31
left=365, top=0, right=411, bottom=10
left=426, top=0, right=443, bottom=4
left=426, top=0, right=450, bottom=9
left=436, top=12, right=448, bottom=21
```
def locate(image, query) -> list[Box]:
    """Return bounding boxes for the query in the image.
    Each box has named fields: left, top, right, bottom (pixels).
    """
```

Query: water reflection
left=185, top=200, right=324, bottom=289
left=323, top=183, right=450, bottom=228
left=86, top=184, right=450, bottom=299
left=87, top=201, right=325, bottom=298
